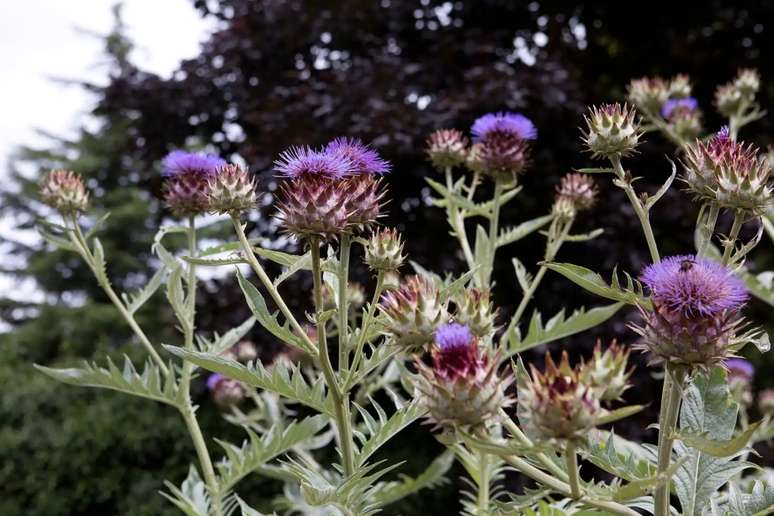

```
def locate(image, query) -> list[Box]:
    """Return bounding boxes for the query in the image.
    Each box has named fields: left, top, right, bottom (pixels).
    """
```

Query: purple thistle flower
left=274, top=146, right=355, bottom=179
left=641, top=255, right=747, bottom=318
left=162, top=150, right=226, bottom=177
left=724, top=357, right=754, bottom=380
left=325, top=137, right=391, bottom=175
left=435, top=323, right=473, bottom=352
left=471, top=112, right=537, bottom=142
left=661, top=97, right=699, bottom=119
left=207, top=373, right=225, bottom=391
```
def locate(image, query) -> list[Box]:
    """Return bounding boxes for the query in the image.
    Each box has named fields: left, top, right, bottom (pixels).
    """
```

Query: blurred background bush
left=1, top=1, right=772, bottom=514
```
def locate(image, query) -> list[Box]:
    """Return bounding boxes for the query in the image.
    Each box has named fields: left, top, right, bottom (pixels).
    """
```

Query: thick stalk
left=654, top=368, right=683, bottom=516
left=721, top=210, right=745, bottom=265
left=229, top=216, right=316, bottom=353
left=477, top=451, right=490, bottom=515
left=698, top=203, right=720, bottom=257
left=337, top=234, right=352, bottom=370
left=178, top=217, right=221, bottom=516
left=310, top=240, right=356, bottom=477
left=610, top=156, right=660, bottom=263
left=565, top=441, right=581, bottom=499
left=345, top=270, right=385, bottom=390
left=502, top=455, right=639, bottom=516
left=482, top=179, right=503, bottom=287
left=66, top=216, right=169, bottom=376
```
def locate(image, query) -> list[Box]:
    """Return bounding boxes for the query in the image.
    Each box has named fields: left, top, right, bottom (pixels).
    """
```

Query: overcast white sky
left=0, top=0, right=213, bottom=313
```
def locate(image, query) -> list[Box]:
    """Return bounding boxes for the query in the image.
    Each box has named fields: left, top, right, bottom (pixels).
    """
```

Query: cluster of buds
left=320, top=282, right=366, bottom=313
left=469, top=112, right=537, bottom=181
left=452, top=288, right=497, bottom=338
left=724, top=357, right=754, bottom=406
left=582, top=103, right=641, bottom=160
left=379, top=275, right=449, bottom=351
left=682, top=127, right=773, bottom=214
left=207, top=163, right=258, bottom=215
left=426, top=129, right=469, bottom=169
left=661, top=97, right=702, bottom=141
left=581, top=340, right=632, bottom=402
left=627, top=77, right=670, bottom=115
left=413, top=323, right=513, bottom=429
left=523, top=352, right=601, bottom=439
left=553, top=173, right=598, bottom=221
left=40, top=169, right=90, bottom=214
left=758, top=389, right=774, bottom=416
left=274, top=138, right=389, bottom=241
left=161, top=151, right=226, bottom=217
left=364, top=227, right=406, bottom=271
left=207, top=373, right=245, bottom=409
left=715, top=69, right=761, bottom=117
left=632, top=255, right=749, bottom=371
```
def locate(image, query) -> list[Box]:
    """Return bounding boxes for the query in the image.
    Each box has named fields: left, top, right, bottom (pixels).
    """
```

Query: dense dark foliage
left=1, top=1, right=773, bottom=514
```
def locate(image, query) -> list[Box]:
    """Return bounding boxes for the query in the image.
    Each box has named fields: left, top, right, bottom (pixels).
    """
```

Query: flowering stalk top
left=661, top=97, right=698, bottom=120
left=471, top=112, right=537, bottom=142
left=325, top=137, right=391, bottom=175
left=161, top=150, right=227, bottom=217
left=162, top=151, right=226, bottom=177
left=724, top=357, right=754, bottom=381
left=274, top=146, right=355, bottom=179
left=468, top=111, right=536, bottom=180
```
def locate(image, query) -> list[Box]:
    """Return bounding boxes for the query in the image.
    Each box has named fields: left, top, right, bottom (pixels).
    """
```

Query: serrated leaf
left=643, top=159, right=677, bottom=210
left=438, top=268, right=478, bottom=301
left=92, top=237, right=108, bottom=283
left=512, top=257, right=533, bottom=292
left=474, top=224, right=489, bottom=266
left=122, top=265, right=168, bottom=314
left=575, top=167, right=614, bottom=174
left=584, top=430, right=657, bottom=482
left=676, top=421, right=761, bottom=458
left=235, top=269, right=311, bottom=353
left=152, top=225, right=188, bottom=270
left=742, top=269, right=774, bottom=308
left=166, top=264, right=190, bottom=331
left=82, top=212, right=111, bottom=239
left=545, top=262, right=649, bottom=306
left=195, top=316, right=256, bottom=355
left=497, top=214, right=555, bottom=247
left=163, top=346, right=333, bottom=416
left=34, top=356, right=179, bottom=405
left=612, top=457, right=687, bottom=502
left=725, top=480, right=774, bottom=516
left=182, top=255, right=248, bottom=266
left=273, top=251, right=312, bottom=287
left=36, top=219, right=77, bottom=251
left=161, top=466, right=211, bottom=516
left=216, top=415, right=328, bottom=492
left=354, top=400, right=425, bottom=466
left=371, top=450, right=455, bottom=507
left=506, top=303, right=624, bottom=355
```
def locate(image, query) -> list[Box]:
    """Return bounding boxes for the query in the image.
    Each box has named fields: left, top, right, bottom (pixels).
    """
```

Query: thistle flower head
left=471, top=112, right=537, bottom=142
left=668, top=74, right=693, bottom=99
left=364, top=227, right=406, bottom=271
left=582, top=103, right=641, bottom=160
left=627, top=77, right=669, bottom=114
left=469, top=112, right=535, bottom=181
left=734, top=68, right=760, bottom=96
left=582, top=340, right=632, bottom=402
left=207, top=164, right=258, bottom=214
left=274, top=146, right=354, bottom=179
left=452, top=288, right=498, bottom=338
left=207, top=373, right=245, bottom=408
left=632, top=255, right=748, bottom=369
left=426, top=129, right=469, bottom=170
left=683, top=129, right=773, bottom=213
left=379, top=275, right=449, bottom=351
left=758, top=389, right=774, bottom=415
left=413, top=323, right=513, bottom=429
left=162, top=151, right=226, bottom=177
left=161, top=151, right=226, bottom=217
left=523, top=352, right=601, bottom=439
left=715, top=69, right=760, bottom=116
left=556, top=173, right=598, bottom=212
left=325, top=137, right=391, bottom=176
left=40, top=169, right=89, bottom=214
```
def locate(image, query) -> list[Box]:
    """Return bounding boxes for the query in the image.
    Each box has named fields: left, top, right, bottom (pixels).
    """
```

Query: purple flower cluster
left=471, top=112, right=537, bottom=142
left=641, top=255, right=747, bottom=317
left=325, top=137, right=391, bottom=175
left=162, top=150, right=226, bottom=177
left=661, top=97, right=698, bottom=119
left=274, top=138, right=390, bottom=179
left=435, top=322, right=473, bottom=352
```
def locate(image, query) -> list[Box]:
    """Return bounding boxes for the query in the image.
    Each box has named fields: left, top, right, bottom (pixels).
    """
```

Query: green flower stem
left=499, top=409, right=569, bottom=483
left=467, top=171, right=481, bottom=201
left=654, top=367, right=684, bottom=516
left=229, top=216, right=316, bottom=354
left=66, top=215, right=169, bottom=376
left=502, top=455, right=639, bottom=516
left=610, top=155, right=661, bottom=263
left=565, top=441, right=581, bottom=499
left=311, top=239, right=356, bottom=477
left=178, top=216, right=222, bottom=516
left=338, top=234, right=352, bottom=370
left=698, top=203, right=720, bottom=257
left=477, top=451, right=490, bottom=515
left=482, top=178, right=504, bottom=286
left=721, top=210, right=745, bottom=266
left=344, top=270, right=385, bottom=391
left=445, top=167, right=476, bottom=270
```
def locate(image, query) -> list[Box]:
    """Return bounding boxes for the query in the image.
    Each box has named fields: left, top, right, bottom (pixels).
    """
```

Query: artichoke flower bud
left=627, top=77, right=669, bottom=114
left=582, top=340, right=632, bottom=402
left=161, top=151, right=226, bottom=217
left=40, top=169, right=89, bottom=214
left=414, top=323, right=513, bottom=429
left=715, top=69, right=760, bottom=116
left=631, top=255, right=749, bottom=371
left=379, top=275, right=449, bottom=351
left=523, top=351, right=601, bottom=439
left=207, top=163, right=258, bottom=214
left=582, top=103, right=641, bottom=160
left=758, top=388, right=774, bottom=416
left=555, top=173, right=598, bottom=212
left=724, top=357, right=754, bottom=406
left=207, top=373, right=245, bottom=408
left=470, top=112, right=536, bottom=182
left=452, top=288, right=498, bottom=338
left=364, top=227, right=406, bottom=272
left=668, top=74, right=693, bottom=99
left=426, top=129, right=469, bottom=170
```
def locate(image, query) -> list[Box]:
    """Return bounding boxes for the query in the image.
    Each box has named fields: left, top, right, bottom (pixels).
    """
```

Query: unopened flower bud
left=758, top=389, right=774, bottom=416
left=207, top=373, right=245, bottom=408
left=379, top=275, right=449, bottom=351
left=734, top=68, right=760, bottom=96
left=453, top=288, right=497, bottom=338
left=470, top=112, right=536, bottom=181
left=582, top=103, right=640, bottom=160
left=235, top=340, right=258, bottom=363
left=40, top=169, right=89, bottom=214
left=523, top=352, right=601, bottom=439
left=364, top=227, right=406, bottom=271
left=582, top=340, right=632, bottom=402
left=414, top=323, right=513, bottom=429
left=208, top=164, right=258, bottom=214
left=556, top=173, right=598, bottom=212
left=715, top=69, right=760, bottom=117
left=161, top=151, right=226, bottom=217
left=551, top=196, right=577, bottom=222
left=426, top=129, right=469, bottom=170
left=661, top=97, right=702, bottom=141
left=668, top=74, right=692, bottom=99
left=627, top=77, right=669, bottom=114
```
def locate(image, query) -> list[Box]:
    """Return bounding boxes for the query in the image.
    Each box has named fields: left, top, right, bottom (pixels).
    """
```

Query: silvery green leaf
left=195, top=316, right=256, bottom=355
left=182, top=255, right=247, bottom=266
left=35, top=355, right=179, bottom=405
left=152, top=225, right=188, bottom=270
left=584, top=430, right=657, bottom=482
left=469, top=186, right=522, bottom=216
left=161, top=466, right=211, bottom=516
left=512, top=257, right=533, bottom=292
left=724, top=479, right=774, bottom=515
left=235, top=496, right=275, bottom=516
left=438, top=267, right=478, bottom=300
left=575, top=167, right=614, bottom=174
left=36, top=218, right=77, bottom=251
left=742, top=269, right=774, bottom=308
left=216, top=415, right=328, bottom=492
left=273, top=251, right=312, bottom=287
left=353, top=399, right=425, bottom=467
left=166, top=265, right=191, bottom=332
left=473, top=224, right=489, bottom=266
left=506, top=302, right=624, bottom=355
left=595, top=405, right=645, bottom=426
left=544, top=262, right=649, bottom=306
left=164, top=346, right=333, bottom=416
left=370, top=450, right=454, bottom=507
left=122, top=265, right=167, bottom=314
left=643, top=158, right=676, bottom=210
left=497, top=214, right=555, bottom=247
left=676, top=421, right=761, bottom=458
left=563, top=228, right=605, bottom=242
left=91, top=237, right=108, bottom=284
left=673, top=367, right=755, bottom=516
left=82, top=212, right=111, bottom=239
left=235, top=269, right=311, bottom=354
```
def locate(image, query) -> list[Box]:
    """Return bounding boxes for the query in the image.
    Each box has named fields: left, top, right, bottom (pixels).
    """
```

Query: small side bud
left=555, top=173, right=598, bottom=212
left=668, top=74, right=693, bottom=99
left=208, top=164, right=258, bottom=214
left=627, top=77, right=669, bottom=114
left=364, top=227, right=406, bottom=272
left=582, top=340, right=632, bottom=402
left=379, top=275, right=449, bottom=351
left=40, top=169, right=89, bottom=214
left=582, top=103, right=641, bottom=160
left=452, top=288, right=498, bottom=338
left=207, top=373, right=245, bottom=408
left=426, top=129, right=469, bottom=170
